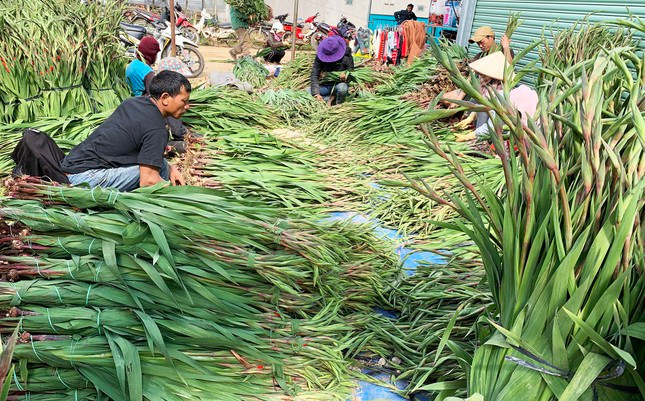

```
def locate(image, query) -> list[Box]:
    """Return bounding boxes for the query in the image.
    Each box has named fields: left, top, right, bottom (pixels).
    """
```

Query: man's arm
left=500, top=35, right=513, bottom=63
left=394, top=10, right=403, bottom=23
left=143, top=71, right=155, bottom=96
left=140, top=164, right=184, bottom=187
left=310, top=58, right=322, bottom=96
left=140, top=164, right=164, bottom=187
left=411, top=12, right=417, bottom=20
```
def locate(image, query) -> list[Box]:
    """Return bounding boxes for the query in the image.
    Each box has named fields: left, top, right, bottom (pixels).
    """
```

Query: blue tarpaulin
left=326, top=212, right=440, bottom=401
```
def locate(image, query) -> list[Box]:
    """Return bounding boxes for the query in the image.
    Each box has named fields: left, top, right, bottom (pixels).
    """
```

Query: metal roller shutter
left=463, top=0, right=645, bottom=82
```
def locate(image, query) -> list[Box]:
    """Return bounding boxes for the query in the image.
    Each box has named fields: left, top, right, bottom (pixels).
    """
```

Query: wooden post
left=291, top=0, right=298, bottom=61
left=169, top=0, right=177, bottom=56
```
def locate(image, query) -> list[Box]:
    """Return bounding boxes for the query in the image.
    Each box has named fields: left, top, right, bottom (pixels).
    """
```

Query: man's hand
left=169, top=164, right=185, bottom=186
left=339, top=72, right=347, bottom=81
left=314, top=94, right=324, bottom=101
left=500, top=34, right=511, bottom=50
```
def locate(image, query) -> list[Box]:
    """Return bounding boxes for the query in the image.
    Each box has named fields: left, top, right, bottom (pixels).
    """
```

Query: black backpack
left=11, top=129, right=70, bottom=184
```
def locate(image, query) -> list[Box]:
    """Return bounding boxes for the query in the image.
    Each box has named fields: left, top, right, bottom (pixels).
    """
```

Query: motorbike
left=160, top=5, right=199, bottom=43
left=193, top=9, right=248, bottom=47
left=125, top=6, right=198, bottom=44
left=275, top=12, right=320, bottom=46
left=310, top=16, right=355, bottom=50
left=119, top=21, right=205, bottom=78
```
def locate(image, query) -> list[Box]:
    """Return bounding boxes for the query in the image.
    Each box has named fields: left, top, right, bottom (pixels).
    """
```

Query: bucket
left=443, top=1, right=460, bottom=27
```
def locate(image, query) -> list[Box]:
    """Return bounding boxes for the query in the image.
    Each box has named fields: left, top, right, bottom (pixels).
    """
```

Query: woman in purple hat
left=309, top=35, right=354, bottom=105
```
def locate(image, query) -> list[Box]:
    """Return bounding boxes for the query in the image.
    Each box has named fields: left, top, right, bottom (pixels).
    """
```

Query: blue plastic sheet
left=326, top=212, right=439, bottom=400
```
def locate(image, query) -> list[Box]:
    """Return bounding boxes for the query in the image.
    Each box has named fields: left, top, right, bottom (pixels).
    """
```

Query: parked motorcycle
left=161, top=5, right=199, bottom=43
left=125, top=6, right=198, bottom=44
left=119, top=21, right=204, bottom=78
left=310, top=16, right=355, bottom=50
left=276, top=12, right=320, bottom=46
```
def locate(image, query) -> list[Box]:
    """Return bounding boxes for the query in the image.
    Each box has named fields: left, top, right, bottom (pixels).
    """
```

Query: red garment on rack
left=401, top=30, right=408, bottom=58
left=378, top=30, right=386, bottom=61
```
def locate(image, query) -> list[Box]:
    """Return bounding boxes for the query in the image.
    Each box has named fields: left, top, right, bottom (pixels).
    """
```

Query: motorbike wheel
left=311, top=32, right=325, bottom=50
left=223, top=32, right=239, bottom=47
left=162, top=44, right=205, bottom=78
left=132, top=16, right=156, bottom=29
left=182, top=27, right=199, bottom=44
left=247, top=29, right=267, bottom=48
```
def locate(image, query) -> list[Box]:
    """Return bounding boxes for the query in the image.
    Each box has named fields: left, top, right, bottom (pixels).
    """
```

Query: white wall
left=264, top=0, right=371, bottom=28
left=370, top=0, right=431, bottom=18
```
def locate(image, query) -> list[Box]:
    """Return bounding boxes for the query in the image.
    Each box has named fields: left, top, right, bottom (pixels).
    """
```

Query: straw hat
left=469, top=51, right=510, bottom=81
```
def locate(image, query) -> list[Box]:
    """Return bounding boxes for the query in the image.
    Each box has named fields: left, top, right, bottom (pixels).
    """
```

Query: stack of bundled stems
left=0, top=181, right=400, bottom=400
left=185, top=128, right=331, bottom=211
left=321, top=68, right=390, bottom=92
left=224, top=0, right=269, bottom=24
left=312, top=95, right=423, bottom=144
left=0, top=113, right=109, bottom=177
left=183, top=87, right=280, bottom=135
left=374, top=42, right=467, bottom=96
left=258, top=89, right=324, bottom=126
left=0, top=0, right=129, bottom=123
left=271, top=53, right=315, bottom=90
left=411, top=22, right=645, bottom=400
left=233, top=57, right=269, bottom=89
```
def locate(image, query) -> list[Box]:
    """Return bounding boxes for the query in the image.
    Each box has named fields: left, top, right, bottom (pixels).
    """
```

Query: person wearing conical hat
left=441, top=25, right=516, bottom=108
left=454, top=51, right=538, bottom=142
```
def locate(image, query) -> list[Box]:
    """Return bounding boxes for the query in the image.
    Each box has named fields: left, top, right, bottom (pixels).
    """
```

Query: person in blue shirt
left=125, top=37, right=161, bottom=96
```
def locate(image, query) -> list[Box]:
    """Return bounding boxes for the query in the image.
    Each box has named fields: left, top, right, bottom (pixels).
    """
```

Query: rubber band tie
left=35, top=258, right=42, bottom=277
left=42, top=209, right=54, bottom=226
left=96, top=309, right=102, bottom=335
left=88, top=238, right=96, bottom=255
left=53, top=285, right=64, bottom=304
left=85, top=284, right=93, bottom=306
left=94, top=262, right=103, bottom=282
left=91, top=186, right=97, bottom=203
left=69, top=339, right=79, bottom=368
left=46, top=308, right=59, bottom=333
left=13, top=370, right=25, bottom=391
left=9, top=282, right=23, bottom=303
left=30, top=335, right=44, bottom=362
left=111, top=190, right=119, bottom=206
left=67, top=260, right=76, bottom=279
left=59, top=186, right=68, bottom=203
left=57, top=237, right=71, bottom=255
left=55, top=368, right=71, bottom=389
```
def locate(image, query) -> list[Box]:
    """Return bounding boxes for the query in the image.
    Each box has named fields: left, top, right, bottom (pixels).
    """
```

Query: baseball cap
left=469, top=26, right=495, bottom=43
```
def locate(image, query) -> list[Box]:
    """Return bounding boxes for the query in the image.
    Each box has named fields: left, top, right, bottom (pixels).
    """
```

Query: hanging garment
left=391, top=32, right=400, bottom=65
left=379, top=30, right=387, bottom=61
left=386, top=31, right=396, bottom=59
left=402, top=20, right=427, bottom=65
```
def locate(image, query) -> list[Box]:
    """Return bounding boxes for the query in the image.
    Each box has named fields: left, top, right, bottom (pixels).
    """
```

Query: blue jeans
left=308, top=83, right=349, bottom=104
left=68, top=160, right=170, bottom=192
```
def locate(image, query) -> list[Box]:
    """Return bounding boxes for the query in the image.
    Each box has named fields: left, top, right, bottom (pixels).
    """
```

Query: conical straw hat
left=469, top=51, right=510, bottom=81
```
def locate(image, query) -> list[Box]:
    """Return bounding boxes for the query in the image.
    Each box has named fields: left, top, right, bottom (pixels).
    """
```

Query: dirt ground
left=200, top=44, right=298, bottom=77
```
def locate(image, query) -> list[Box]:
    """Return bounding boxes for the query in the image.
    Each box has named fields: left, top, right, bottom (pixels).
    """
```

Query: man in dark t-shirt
left=61, top=71, right=190, bottom=191
left=394, top=4, right=417, bottom=25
